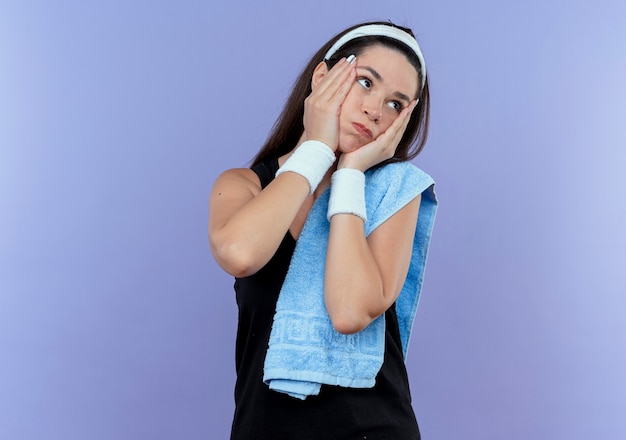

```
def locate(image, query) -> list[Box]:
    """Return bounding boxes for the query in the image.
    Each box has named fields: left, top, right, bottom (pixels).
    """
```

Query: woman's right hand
left=302, top=57, right=356, bottom=150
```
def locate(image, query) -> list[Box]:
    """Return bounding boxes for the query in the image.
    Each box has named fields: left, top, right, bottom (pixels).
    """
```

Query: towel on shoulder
left=263, top=162, right=438, bottom=400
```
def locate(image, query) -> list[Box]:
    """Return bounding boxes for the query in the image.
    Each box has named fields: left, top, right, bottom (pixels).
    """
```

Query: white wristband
left=275, top=140, right=335, bottom=194
left=327, top=168, right=367, bottom=222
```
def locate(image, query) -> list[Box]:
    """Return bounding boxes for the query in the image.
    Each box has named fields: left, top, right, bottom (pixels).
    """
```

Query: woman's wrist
left=336, top=154, right=368, bottom=173
left=327, top=168, right=367, bottom=222
left=275, top=140, right=336, bottom=194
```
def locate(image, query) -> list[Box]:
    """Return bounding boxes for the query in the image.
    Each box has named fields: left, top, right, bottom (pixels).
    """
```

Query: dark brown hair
left=251, top=21, right=430, bottom=167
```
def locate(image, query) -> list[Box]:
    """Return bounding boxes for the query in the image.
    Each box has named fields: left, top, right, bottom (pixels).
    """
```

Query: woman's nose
left=362, top=99, right=382, bottom=122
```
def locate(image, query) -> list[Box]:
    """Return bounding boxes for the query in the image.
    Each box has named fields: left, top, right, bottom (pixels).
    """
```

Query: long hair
left=251, top=21, right=430, bottom=167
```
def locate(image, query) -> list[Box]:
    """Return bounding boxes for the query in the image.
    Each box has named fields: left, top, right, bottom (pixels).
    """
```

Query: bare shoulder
left=209, top=167, right=263, bottom=233
left=211, top=167, right=262, bottom=199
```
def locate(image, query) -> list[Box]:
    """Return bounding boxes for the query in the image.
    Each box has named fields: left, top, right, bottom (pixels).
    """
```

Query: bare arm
left=323, top=96, right=420, bottom=334
left=208, top=168, right=310, bottom=277
left=209, top=57, right=357, bottom=277
left=324, top=194, right=421, bottom=334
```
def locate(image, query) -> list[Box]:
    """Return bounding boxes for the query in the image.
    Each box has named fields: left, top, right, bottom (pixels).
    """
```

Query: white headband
left=324, top=24, right=427, bottom=88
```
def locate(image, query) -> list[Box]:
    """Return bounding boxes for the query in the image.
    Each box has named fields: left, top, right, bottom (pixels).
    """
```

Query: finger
left=305, top=68, right=354, bottom=121
left=379, top=100, right=417, bottom=147
left=396, top=100, right=418, bottom=131
left=314, top=56, right=356, bottom=97
left=398, top=100, right=418, bottom=125
left=383, top=101, right=415, bottom=138
left=320, top=56, right=357, bottom=108
left=312, top=58, right=348, bottom=95
left=327, top=65, right=356, bottom=107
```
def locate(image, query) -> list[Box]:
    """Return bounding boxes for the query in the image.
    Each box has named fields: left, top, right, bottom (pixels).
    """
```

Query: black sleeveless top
left=231, top=158, right=420, bottom=440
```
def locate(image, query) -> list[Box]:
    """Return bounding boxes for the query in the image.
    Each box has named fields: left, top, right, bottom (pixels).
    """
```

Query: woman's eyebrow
left=358, top=66, right=412, bottom=104
left=359, top=66, right=383, bottom=81
left=393, top=91, right=412, bottom=105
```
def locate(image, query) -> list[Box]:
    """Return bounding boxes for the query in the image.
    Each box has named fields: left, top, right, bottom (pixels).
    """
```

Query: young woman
left=209, top=21, right=437, bottom=439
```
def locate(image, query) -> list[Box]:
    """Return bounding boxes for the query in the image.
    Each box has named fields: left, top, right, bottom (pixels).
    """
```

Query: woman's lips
left=352, top=122, right=373, bottom=139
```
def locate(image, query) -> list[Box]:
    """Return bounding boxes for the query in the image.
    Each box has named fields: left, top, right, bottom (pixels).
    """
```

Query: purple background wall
left=2, top=1, right=625, bottom=439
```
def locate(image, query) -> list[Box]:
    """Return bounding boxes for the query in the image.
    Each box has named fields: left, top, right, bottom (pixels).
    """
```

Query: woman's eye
left=357, top=78, right=372, bottom=89
left=387, top=101, right=402, bottom=112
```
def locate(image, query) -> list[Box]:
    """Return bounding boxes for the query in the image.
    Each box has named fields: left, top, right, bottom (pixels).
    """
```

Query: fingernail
left=346, top=54, right=356, bottom=64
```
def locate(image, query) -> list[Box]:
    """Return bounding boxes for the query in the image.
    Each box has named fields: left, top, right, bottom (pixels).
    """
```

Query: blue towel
left=263, top=162, right=437, bottom=399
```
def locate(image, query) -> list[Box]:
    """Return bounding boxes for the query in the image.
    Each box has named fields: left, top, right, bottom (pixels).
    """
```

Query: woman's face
left=337, top=45, right=419, bottom=153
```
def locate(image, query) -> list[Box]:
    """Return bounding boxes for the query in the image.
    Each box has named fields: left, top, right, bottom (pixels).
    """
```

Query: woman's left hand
left=337, top=100, right=417, bottom=171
